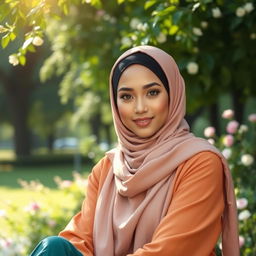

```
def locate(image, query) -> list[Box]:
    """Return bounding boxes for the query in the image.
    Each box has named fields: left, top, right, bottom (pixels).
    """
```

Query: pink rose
left=226, top=120, right=239, bottom=134
left=223, top=135, right=234, bottom=147
left=204, top=126, right=216, bottom=137
left=60, top=180, right=72, bottom=189
left=24, top=202, right=40, bottom=213
left=248, top=113, right=256, bottom=123
left=222, top=109, right=234, bottom=119
left=236, top=198, right=248, bottom=209
left=239, top=236, right=245, bottom=247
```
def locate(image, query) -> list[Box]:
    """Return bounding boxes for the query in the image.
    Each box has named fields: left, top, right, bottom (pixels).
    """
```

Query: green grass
left=0, top=163, right=92, bottom=188
left=0, top=163, right=92, bottom=236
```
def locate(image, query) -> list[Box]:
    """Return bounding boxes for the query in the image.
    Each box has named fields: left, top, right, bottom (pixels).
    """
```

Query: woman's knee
left=41, top=236, right=69, bottom=249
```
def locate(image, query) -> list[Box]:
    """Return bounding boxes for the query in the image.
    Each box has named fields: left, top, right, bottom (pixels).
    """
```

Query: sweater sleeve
left=128, top=151, right=225, bottom=256
left=59, top=156, right=111, bottom=256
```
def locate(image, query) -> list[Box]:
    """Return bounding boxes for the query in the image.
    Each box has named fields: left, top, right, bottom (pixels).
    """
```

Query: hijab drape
left=93, top=45, right=239, bottom=256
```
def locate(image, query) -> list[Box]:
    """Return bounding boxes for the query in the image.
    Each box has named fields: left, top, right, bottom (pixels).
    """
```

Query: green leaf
left=144, top=0, right=156, bottom=9
left=169, top=25, right=178, bottom=35
left=9, top=32, right=16, bottom=41
left=19, top=55, right=26, bottom=66
left=117, top=0, right=125, bottom=4
left=27, top=44, right=36, bottom=52
left=1, top=33, right=10, bottom=48
left=62, top=4, right=69, bottom=15
left=172, top=10, right=183, bottom=25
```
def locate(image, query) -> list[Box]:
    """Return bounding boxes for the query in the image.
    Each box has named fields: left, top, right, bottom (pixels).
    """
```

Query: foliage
left=1, top=1, right=256, bottom=112
left=0, top=172, right=87, bottom=255
left=204, top=110, right=256, bottom=255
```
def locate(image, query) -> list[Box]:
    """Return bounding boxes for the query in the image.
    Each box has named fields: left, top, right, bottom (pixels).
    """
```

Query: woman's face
left=117, top=64, right=169, bottom=138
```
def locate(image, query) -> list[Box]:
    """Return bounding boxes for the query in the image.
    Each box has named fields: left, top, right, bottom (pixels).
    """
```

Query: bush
left=204, top=110, right=256, bottom=255
left=0, top=172, right=87, bottom=255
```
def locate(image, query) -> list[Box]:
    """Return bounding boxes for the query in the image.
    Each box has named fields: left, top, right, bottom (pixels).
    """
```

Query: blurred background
left=0, top=0, right=256, bottom=255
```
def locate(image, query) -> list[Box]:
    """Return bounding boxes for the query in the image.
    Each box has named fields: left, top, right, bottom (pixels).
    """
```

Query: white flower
left=121, top=37, right=132, bottom=46
left=192, top=27, right=203, bottom=36
left=222, top=109, right=234, bottom=119
left=207, top=139, right=215, bottom=145
left=222, top=148, right=232, bottom=159
left=187, top=62, right=199, bottom=75
left=241, top=154, right=254, bottom=166
left=244, top=2, right=254, bottom=13
left=156, top=33, right=167, bottom=43
left=212, top=7, right=222, bottom=18
left=236, top=7, right=246, bottom=17
left=0, top=209, right=6, bottom=217
left=204, top=126, right=215, bottom=137
left=130, top=18, right=140, bottom=29
left=250, top=33, right=256, bottom=39
left=238, top=124, right=248, bottom=134
left=239, top=235, right=245, bottom=247
left=131, top=34, right=137, bottom=41
left=238, top=209, right=251, bottom=220
left=236, top=198, right=248, bottom=209
left=32, top=36, right=44, bottom=46
left=0, top=25, right=7, bottom=33
left=137, top=23, right=148, bottom=32
left=201, top=21, right=208, bottom=28
left=8, top=55, right=19, bottom=66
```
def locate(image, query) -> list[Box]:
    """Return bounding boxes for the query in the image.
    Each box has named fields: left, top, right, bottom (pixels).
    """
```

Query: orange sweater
left=59, top=151, right=224, bottom=256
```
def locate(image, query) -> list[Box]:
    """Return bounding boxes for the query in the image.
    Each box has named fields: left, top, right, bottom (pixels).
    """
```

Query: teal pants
left=29, top=236, right=83, bottom=256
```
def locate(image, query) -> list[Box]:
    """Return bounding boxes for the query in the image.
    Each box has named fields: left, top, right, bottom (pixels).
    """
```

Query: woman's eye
left=148, top=89, right=160, bottom=97
left=120, top=94, right=132, bottom=101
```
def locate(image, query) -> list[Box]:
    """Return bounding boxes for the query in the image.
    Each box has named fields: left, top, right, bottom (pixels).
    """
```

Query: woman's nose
left=135, top=97, right=148, bottom=114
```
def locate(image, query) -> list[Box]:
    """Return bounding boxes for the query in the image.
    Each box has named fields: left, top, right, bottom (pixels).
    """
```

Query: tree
left=1, top=0, right=256, bottom=136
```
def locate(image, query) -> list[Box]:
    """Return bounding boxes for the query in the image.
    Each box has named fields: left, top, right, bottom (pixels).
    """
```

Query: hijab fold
left=93, top=45, right=239, bottom=256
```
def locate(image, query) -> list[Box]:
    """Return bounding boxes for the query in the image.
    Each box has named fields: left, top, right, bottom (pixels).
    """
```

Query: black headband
left=111, top=52, right=169, bottom=105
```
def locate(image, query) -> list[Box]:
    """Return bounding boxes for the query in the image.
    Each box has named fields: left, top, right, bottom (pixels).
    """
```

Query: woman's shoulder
left=91, top=154, right=112, bottom=177
left=175, top=151, right=223, bottom=184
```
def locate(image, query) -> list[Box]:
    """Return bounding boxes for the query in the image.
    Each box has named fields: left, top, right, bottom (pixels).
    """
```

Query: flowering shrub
left=0, top=172, right=87, bottom=255
left=204, top=110, right=256, bottom=256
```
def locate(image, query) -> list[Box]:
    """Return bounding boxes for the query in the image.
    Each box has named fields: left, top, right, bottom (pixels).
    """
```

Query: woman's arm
left=128, top=151, right=225, bottom=256
left=59, top=156, right=111, bottom=256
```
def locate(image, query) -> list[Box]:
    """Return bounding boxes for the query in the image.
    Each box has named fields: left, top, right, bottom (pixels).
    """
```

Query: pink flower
left=248, top=113, right=256, bottom=123
left=47, top=219, right=57, bottom=227
left=239, top=236, right=245, bottom=247
left=226, top=120, right=239, bottom=134
left=60, top=180, right=72, bottom=189
left=222, top=109, right=234, bottom=119
left=204, top=127, right=215, bottom=137
left=236, top=198, right=248, bottom=209
left=24, top=202, right=40, bottom=212
left=223, top=135, right=234, bottom=147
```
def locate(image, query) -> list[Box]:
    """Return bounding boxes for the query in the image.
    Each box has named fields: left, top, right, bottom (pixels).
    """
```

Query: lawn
left=0, top=162, right=92, bottom=237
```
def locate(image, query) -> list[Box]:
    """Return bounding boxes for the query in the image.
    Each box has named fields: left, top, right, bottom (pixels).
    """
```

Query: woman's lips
left=133, top=117, right=153, bottom=128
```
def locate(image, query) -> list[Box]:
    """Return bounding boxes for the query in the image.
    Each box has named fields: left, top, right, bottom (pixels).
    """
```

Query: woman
left=30, top=45, right=239, bottom=256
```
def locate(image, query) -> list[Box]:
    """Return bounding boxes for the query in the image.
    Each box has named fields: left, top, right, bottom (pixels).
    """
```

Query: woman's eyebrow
left=118, top=82, right=161, bottom=92
left=143, top=82, right=161, bottom=89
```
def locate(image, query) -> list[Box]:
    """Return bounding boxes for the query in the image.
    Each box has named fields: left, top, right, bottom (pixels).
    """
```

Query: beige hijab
left=93, top=45, right=239, bottom=256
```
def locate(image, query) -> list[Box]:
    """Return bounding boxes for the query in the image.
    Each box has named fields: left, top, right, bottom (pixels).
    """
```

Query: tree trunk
left=0, top=52, right=39, bottom=157
left=209, top=103, right=220, bottom=136
left=185, top=107, right=204, bottom=129
left=90, top=112, right=101, bottom=143
left=4, top=80, right=32, bottom=157
left=232, top=89, right=244, bottom=124
left=104, top=123, right=112, bottom=146
left=47, top=133, right=55, bottom=152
